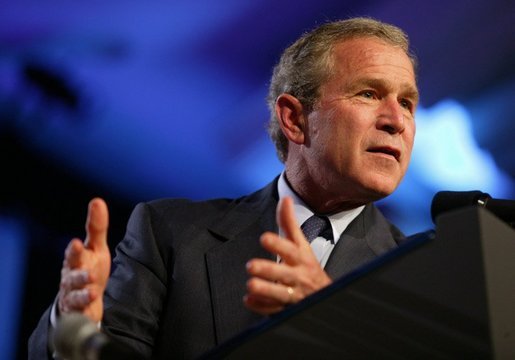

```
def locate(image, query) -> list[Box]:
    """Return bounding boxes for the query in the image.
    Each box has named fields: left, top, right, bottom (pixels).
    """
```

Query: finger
left=60, top=288, right=93, bottom=312
left=260, top=233, right=318, bottom=266
left=259, top=232, right=299, bottom=263
left=276, top=197, right=308, bottom=247
left=246, top=258, right=297, bottom=285
left=60, top=269, right=90, bottom=292
left=246, top=277, right=299, bottom=305
left=64, top=238, right=86, bottom=269
left=84, top=198, right=109, bottom=251
left=243, top=294, right=284, bottom=315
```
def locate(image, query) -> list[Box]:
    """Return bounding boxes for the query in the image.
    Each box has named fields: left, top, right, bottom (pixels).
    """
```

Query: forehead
left=329, top=37, right=416, bottom=85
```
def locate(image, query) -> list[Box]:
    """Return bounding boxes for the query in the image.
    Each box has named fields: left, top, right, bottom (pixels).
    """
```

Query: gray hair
left=267, top=17, right=418, bottom=163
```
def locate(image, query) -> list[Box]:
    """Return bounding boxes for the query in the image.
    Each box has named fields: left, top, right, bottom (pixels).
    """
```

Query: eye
left=359, top=90, right=376, bottom=99
left=399, top=98, right=412, bottom=111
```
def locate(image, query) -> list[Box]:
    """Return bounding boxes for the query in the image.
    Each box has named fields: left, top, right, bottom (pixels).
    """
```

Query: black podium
left=206, top=207, right=515, bottom=359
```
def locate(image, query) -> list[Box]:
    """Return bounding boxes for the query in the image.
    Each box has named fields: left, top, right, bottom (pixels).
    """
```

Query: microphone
left=52, top=313, right=136, bottom=360
left=431, top=190, right=515, bottom=227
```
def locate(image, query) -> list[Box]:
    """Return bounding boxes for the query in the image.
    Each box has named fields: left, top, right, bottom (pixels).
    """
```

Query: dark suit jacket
left=29, top=180, right=405, bottom=359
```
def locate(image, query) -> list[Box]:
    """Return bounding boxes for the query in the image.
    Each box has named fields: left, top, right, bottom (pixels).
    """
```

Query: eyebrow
left=348, top=78, right=419, bottom=103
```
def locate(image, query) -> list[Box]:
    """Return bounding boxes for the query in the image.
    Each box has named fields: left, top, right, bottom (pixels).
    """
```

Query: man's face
left=301, top=37, right=418, bottom=207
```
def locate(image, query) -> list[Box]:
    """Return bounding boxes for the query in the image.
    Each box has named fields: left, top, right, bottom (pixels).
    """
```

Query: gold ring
left=286, top=286, right=294, bottom=303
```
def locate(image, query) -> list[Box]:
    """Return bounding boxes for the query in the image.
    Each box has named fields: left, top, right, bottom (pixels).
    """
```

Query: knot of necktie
left=301, top=215, right=333, bottom=243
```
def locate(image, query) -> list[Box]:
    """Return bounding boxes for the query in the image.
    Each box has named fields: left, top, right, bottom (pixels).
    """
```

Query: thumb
left=276, top=196, right=307, bottom=246
left=84, top=197, right=109, bottom=251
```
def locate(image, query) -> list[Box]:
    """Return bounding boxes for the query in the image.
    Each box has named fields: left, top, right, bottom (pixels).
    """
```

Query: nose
left=376, top=98, right=405, bottom=134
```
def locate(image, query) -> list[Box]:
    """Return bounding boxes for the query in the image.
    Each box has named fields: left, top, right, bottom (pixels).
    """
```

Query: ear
left=275, top=93, right=306, bottom=145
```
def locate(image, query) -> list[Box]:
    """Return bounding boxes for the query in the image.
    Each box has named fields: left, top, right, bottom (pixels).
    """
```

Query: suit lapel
left=204, top=188, right=401, bottom=343
left=324, top=204, right=400, bottom=280
left=205, top=181, right=278, bottom=344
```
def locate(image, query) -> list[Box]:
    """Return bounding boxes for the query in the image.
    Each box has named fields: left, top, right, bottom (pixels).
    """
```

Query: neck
left=284, top=168, right=368, bottom=214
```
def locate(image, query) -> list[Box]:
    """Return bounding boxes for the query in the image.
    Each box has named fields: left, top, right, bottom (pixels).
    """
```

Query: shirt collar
left=277, top=172, right=365, bottom=244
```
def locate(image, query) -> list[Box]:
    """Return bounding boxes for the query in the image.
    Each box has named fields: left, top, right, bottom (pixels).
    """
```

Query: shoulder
left=124, top=179, right=278, bottom=235
left=363, top=203, right=406, bottom=245
left=141, top=197, right=235, bottom=226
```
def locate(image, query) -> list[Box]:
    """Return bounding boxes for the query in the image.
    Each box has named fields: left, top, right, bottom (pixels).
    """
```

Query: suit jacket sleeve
left=27, top=202, right=169, bottom=360
left=28, top=307, right=53, bottom=360
left=28, top=182, right=278, bottom=360
left=101, top=201, right=169, bottom=358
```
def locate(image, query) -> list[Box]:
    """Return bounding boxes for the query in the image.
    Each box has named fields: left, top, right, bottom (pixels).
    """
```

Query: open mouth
left=367, top=146, right=400, bottom=161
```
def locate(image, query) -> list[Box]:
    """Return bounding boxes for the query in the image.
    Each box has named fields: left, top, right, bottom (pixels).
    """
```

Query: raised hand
left=244, top=197, right=332, bottom=315
left=57, top=198, right=111, bottom=323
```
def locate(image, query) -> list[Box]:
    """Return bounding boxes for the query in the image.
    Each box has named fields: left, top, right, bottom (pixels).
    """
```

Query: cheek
left=409, top=119, right=416, bottom=138
left=404, top=123, right=416, bottom=149
left=401, top=130, right=415, bottom=168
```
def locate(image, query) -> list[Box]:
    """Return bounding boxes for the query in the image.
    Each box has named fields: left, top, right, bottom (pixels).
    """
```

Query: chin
left=361, top=177, right=399, bottom=201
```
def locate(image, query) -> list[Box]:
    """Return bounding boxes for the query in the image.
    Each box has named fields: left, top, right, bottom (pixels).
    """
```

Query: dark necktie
left=301, top=215, right=334, bottom=244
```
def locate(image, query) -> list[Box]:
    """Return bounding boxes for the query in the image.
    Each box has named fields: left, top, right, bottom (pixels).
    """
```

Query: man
left=29, top=17, right=418, bottom=359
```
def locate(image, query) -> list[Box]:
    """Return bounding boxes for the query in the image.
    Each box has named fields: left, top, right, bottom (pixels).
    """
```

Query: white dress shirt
left=277, top=173, right=364, bottom=268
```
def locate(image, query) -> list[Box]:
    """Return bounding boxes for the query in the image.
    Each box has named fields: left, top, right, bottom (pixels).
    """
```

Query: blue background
left=1, top=1, right=514, bottom=358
